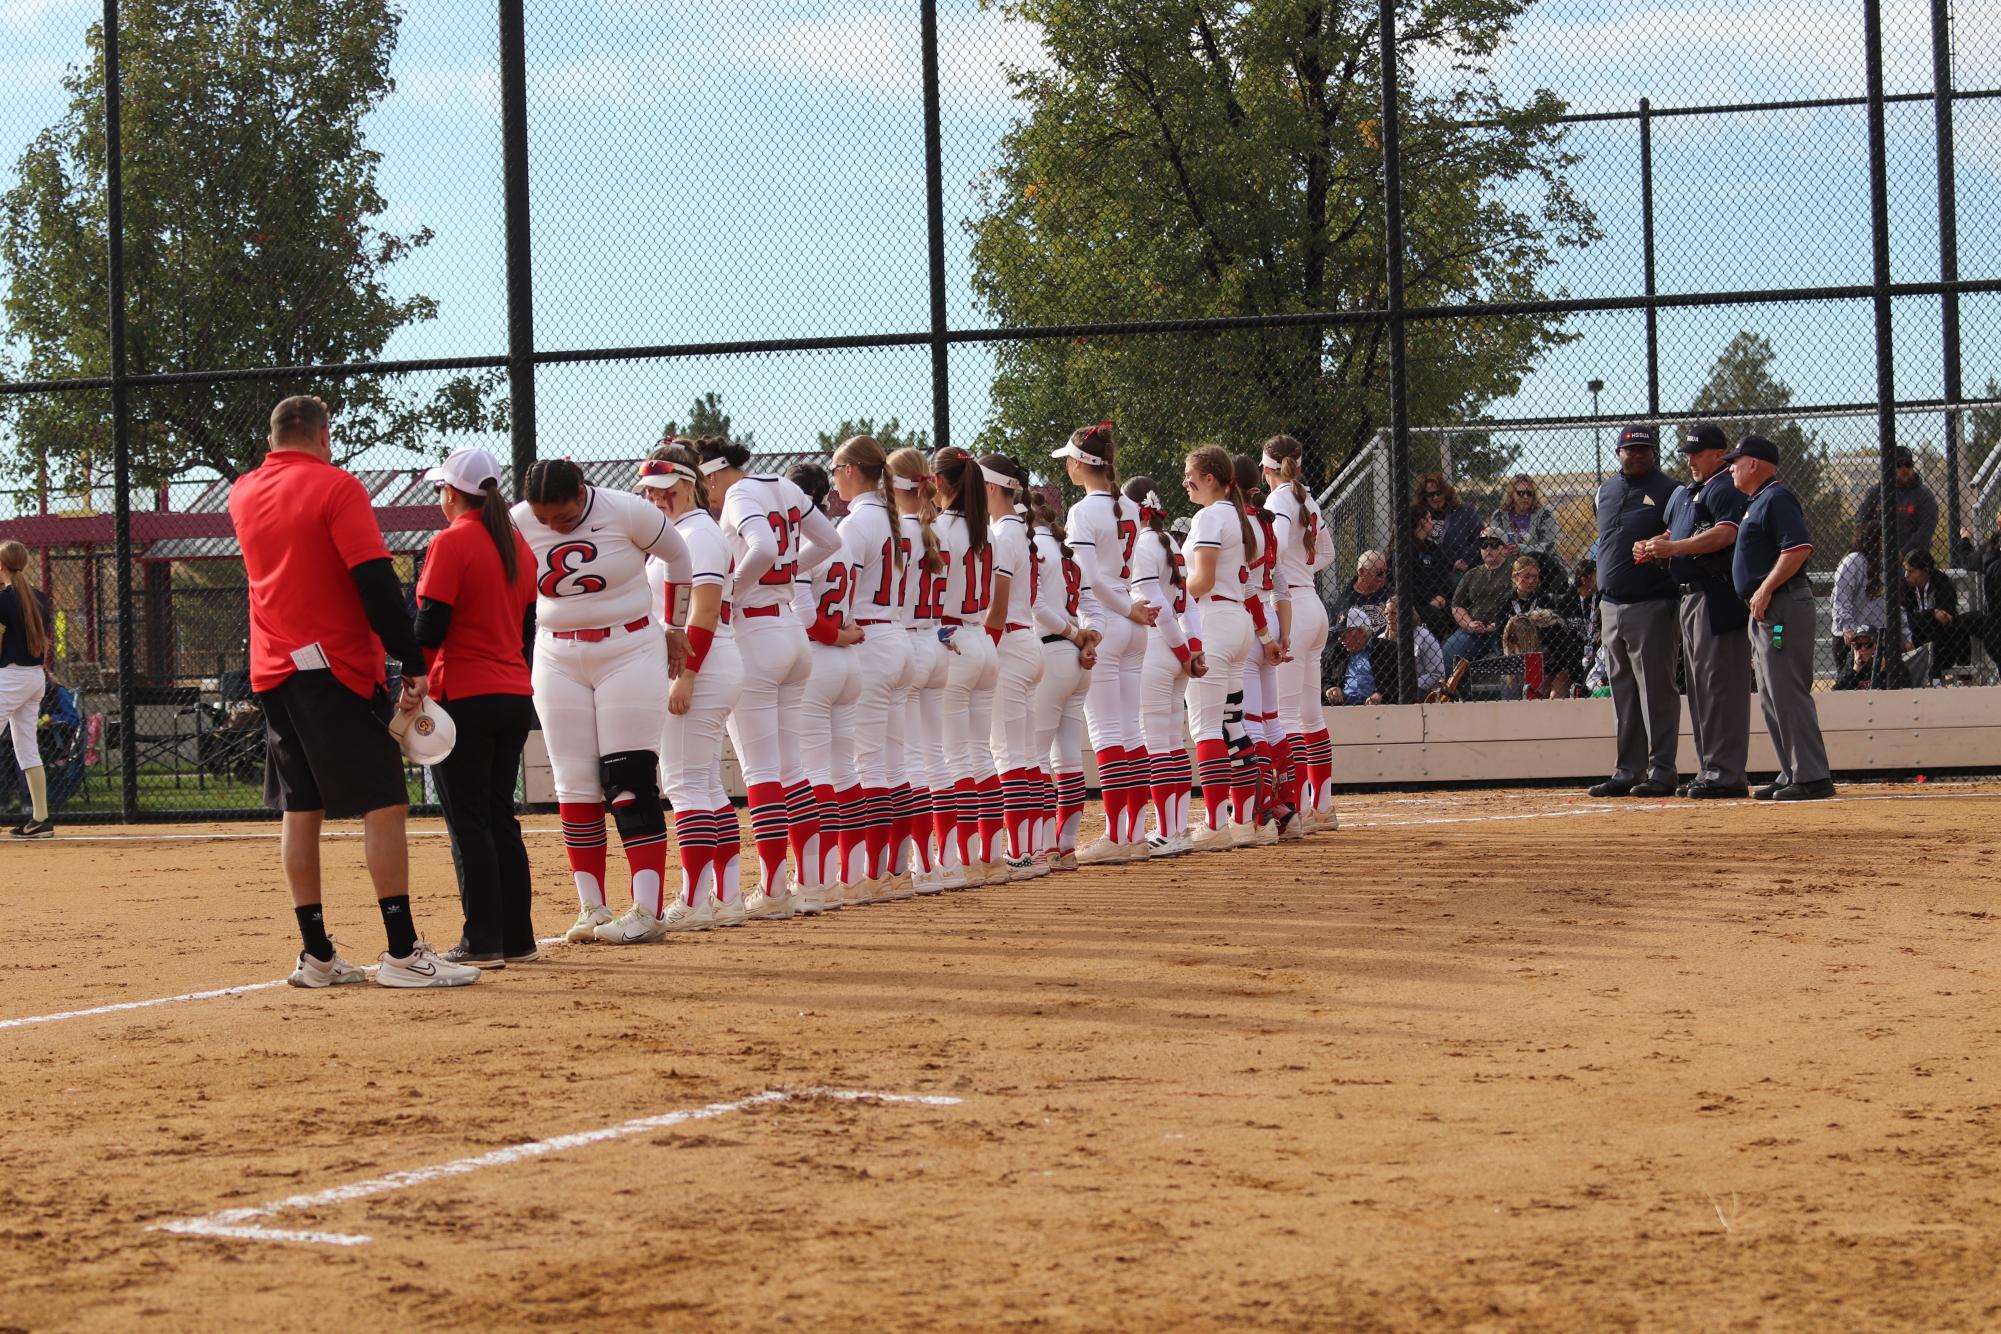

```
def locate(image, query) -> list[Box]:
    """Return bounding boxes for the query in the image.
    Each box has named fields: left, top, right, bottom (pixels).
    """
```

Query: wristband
left=808, top=613, right=840, bottom=646
left=1246, top=596, right=1269, bottom=633
left=1170, top=642, right=1191, bottom=665
left=685, top=624, right=713, bottom=674
left=1187, top=637, right=1203, bottom=656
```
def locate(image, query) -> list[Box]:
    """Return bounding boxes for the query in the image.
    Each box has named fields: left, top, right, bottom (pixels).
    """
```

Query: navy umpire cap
left=1681, top=423, right=1727, bottom=455
left=1722, top=434, right=1780, bottom=464
left=1615, top=424, right=1657, bottom=450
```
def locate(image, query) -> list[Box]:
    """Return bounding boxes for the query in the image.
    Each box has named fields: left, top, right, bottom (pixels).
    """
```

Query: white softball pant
left=1186, top=602, right=1252, bottom=741
left=658, top=637, right=743, bottom=814
left=941, top=627, right=998, bottom=784
left=1277, top=591, right=1329, bottom=739
left=532, top=627, right=669, bottom=803
left=989, top=627, right=1045, bottom=773
left=724, top=613, right=812, bottom=788
left=0, top=664, right=45, bottom=771
left=801, top=640, right=861, bottom=792
left=1040, top=641, right=1090, bottom=774
left=1082, top=612, right=1144, bottom=752
left=850, top=623, right=913, bottom=791
left=905, top=628, right=950, bottom=793
left=1140, top=637, right=1188, bottom=757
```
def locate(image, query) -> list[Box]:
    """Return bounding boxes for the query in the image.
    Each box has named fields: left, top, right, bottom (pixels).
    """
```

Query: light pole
left=1588, top=378, right=1605, bottom=484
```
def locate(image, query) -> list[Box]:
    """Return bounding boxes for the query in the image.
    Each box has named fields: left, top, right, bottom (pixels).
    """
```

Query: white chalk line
left=151, top=1087, right=963, bottom=1247
left=16, top=828, right=566, bottom=844
left=0, top=934, right=568, bottom=1032
left=5, top=785, right=1992, bottom=1034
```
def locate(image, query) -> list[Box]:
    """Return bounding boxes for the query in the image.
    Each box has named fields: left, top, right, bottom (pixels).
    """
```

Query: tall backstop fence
left=0, top=0, right=1993, bottom=818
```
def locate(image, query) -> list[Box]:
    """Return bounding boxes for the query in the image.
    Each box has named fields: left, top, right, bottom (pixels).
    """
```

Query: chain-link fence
left=0, top=0, right=1994, bottom=818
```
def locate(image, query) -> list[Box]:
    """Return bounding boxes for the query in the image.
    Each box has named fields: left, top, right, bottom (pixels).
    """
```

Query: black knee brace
left=1223, top=691, right=1251, bottom=755
left=600, top=750, right=667, bottom=841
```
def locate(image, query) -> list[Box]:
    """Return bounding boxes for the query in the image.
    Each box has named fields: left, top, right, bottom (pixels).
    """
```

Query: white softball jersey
left=514, top=486, right=690, bottom=633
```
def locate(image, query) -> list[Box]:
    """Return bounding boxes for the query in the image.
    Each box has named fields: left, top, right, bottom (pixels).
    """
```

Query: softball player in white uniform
left=1180, top=446, right=1259, bottom=852
left=832, top=436, right=916, bottom=900
left=596, top=446, right=746, bottom=942
left=513, top=458, right=692, bottom=942
left=979, top=454, right=1046, bottom=875
left=1123, top=477, right=1202, bottom=855
left=889, top=447, right=953, bottom=892
left=1260, top=434, right=1336, bottom=832
left=790, top=463, right=863, bottom=907
left=702, top=438, right=841, bottom=915
left=1028, top=494, right=1095, bottom=870
left=930, top=449, right=1001, bottom=884
left=1235, top=454, right=1286, bottom=844
left=1052, top=422, right=1157, bottom=863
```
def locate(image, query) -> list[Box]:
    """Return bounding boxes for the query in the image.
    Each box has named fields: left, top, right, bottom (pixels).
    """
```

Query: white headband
left=981, top=464, right=1019, bottom=491
left=1050, top=441, right=1107, bottom=467
left=1260, top=452, right=1282, bottom=470
left=1015, top=501, right=1029, bottom=515
left=892, top=475, right=920, bottom=491
left=698, top=456, right=731, bottom=476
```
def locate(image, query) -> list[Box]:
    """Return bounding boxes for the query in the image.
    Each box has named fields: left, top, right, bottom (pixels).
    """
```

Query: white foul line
left=151, top=1087, right=963, bottom=1247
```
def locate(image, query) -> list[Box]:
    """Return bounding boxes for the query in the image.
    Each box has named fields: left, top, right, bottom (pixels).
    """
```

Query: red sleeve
left=325, top=471, right=391, bottom=570
left=417, top=526, right=467, bottom=607
left=514, top=533, right=537, bottom=609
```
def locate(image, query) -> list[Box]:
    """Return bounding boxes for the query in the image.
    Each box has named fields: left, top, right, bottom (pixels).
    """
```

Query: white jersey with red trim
left=1128, top=527, right=1188, bottom=651
left=990, top=511, right=1034, bottom=627
left=902, top=512, right=942, bottom=628
left=799, top=519, right=858, bottom=633
left=1188, top=499, right=1254, bottom=604
left=1030, top=527, right=1076, bottom=636
left=1264, top=482, right=1329, bottom=594
left=1065, top=489, right=1140, bottom=627
left=646, top=507, right=734, bottom=642
left=719, top=473, right=815, bottom=614
left=935, top=509, right=993, bottom=623
left=513, top=486, right=689, bottom=633
left=841, top=494, right=905, bottom=623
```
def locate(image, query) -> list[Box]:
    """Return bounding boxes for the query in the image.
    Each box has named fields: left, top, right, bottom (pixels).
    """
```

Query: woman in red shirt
left=415, top=446, right=538, bottom=967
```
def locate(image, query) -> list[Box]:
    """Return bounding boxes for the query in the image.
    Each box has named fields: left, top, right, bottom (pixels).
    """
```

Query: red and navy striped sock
left=559, top=801, right=608, bottom=908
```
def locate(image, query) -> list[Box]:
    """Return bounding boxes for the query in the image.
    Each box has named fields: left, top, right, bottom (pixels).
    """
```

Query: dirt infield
left=1, top=785, right=1996, bottom=1330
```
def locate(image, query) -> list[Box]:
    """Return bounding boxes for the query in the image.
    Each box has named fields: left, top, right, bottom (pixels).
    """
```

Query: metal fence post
left=920, top=0, right=950, bottom=454
left=1378, top=0, right=1417, bottom=705
left=1864, top=0, right=1906, bottom=679
left=1640, top=98, right=1660, bottom=417
left=102, top=0, right=137, bottom=820
left=1931, top=0, right=1963, bottom=545
left=498, top=0, right=535, bottom=495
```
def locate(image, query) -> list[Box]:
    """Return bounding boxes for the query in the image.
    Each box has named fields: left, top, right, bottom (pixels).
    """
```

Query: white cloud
left=0, top=0, right=89, bottom=32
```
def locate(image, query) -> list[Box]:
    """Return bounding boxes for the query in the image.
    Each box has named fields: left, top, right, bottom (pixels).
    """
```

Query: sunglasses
left=1479, top=540, right=1503, bottom=549
left=1514, top=489, right=1535, bottom=497
left=1424, top=489, right=1442, bottom=497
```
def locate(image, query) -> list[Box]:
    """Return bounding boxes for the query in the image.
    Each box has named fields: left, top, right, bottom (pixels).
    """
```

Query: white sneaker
left=711, top=896, right=749, bottom=928
left=747, top=887, right=796, bottom=920
left=1277, top=815, right=1305, bottom=842
left=1147, top=835, right=1181, bottom=859
left=1026, top=851, right=1052, bottom=878
left=913, top=868, right=946, bottom=895
left=594, top=904, right=667, bottom=945
left=885, top=871, right=917, bottom=900
left=1317, top=806, right=1338, bottom=831
left=936, top=863, right=968, bottom=890
left=1253, top=821, right=1279, bottom=846
left=376, top=941, right=480, bottom=988
left=1076, top=837, right=1126, bottom=866
left=1295, top=809, right=1319, bottom=835
left=1049, top=851, right=1078, bottom=872
left=1190, top=822, right=1235, bottom=852
left=1003, top=855, right=1035, bottom=880
left=1229, top=821, right=1259, bottom=848
left=661, top=898, right=714, bottom=932
left=288, top=948, right=367, bottom=989
left=566, top=905, right=615, bottom=943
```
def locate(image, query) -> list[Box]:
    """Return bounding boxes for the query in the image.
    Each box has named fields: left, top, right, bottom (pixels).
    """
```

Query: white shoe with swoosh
left=376, top=941, right=480, bottom=988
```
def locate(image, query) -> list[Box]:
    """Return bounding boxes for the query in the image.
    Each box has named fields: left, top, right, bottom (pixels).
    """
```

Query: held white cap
left=422, top=446, right=503, bottom=495
left=389, top=700, right=457, bottom=766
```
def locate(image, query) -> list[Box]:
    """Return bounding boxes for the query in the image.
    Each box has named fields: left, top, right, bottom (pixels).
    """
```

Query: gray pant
left=1751, top=581, right=1830, bottom=786
left=1601, top=597, right=1679, bottom=784
left=1679, top=592, right=1752, bottom=787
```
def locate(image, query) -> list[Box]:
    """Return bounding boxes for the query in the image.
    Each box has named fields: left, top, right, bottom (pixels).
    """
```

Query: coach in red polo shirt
left=230, top=394, right=476, bottom=990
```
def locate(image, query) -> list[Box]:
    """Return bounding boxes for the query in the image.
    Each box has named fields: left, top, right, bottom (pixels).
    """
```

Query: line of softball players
left=509, top=425, right=1340, bottom=947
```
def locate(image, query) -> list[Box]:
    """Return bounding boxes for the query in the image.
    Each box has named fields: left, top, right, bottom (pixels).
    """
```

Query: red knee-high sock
left=1055, top=770, right=1085, bottom=852
left=1274, top=734, right=1299, bottom=812
left=834, top=784, right=864, bottom=883
left=1195, top=740, right=1232, bottom=830
left=952, top=777, right=979, bottom=866
left=810, top=783, right=841, bottom=885
left=610, top=796, right=669, bottom=916
left=1229, top=740, right=1259, bottom=826
left=1303, top=729, right=1333, bottom=811
left=932, top=785, right=959, bottom=869
left=1254, top=738, right=1277, bottom=824
left=559, top=801, right=608, bottom=908
left=1000, top=767, right=1036, bottom=859
left=672, top=808, right=709, bottom=909
left=857, top=785, right=888, bottom=880
left=1148, top=749, right=1180, bottom=837
left=745, top=782, right=792, bottom=894
left=783, top=780, right=817, bottom=879
left=1093, top=748, right=1129, bottom=844
left=708, top=807, right=743, bottom=905
left=907, top=786, right=934, bottom=872
left=974, top=773, right=1002, bottom=863
left=887, top=784, right=912, bottom=875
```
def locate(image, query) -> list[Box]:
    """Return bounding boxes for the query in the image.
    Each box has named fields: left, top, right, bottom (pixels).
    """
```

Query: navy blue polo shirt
left=1665, top=468, right=1749, bottom=586
left=0, top=584, right=52, bottom=668
left=1733, top=478, right=1814, bottom=601
left=1595, top=466, right=1678, bottom=604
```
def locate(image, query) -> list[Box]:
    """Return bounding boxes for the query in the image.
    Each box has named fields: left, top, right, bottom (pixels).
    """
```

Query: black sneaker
left=1753, top=778, right=1790, bottom=801
left=1686, top=782, right=1750, bottom=799
left=1587, top=778, right=1635, bottom=798
left=440, top=943, right=506, bottom=968
left=1629, top=779, right=1676, bottom=798
left=503, top=946, right=542, bottom=964
left=1774, top=778, right=1836, bottom=802
left=10, top=819, right=54, bottom=840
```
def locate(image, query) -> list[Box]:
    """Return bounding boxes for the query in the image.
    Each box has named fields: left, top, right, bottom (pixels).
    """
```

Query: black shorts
left=260, top=669, right=409, bottom=818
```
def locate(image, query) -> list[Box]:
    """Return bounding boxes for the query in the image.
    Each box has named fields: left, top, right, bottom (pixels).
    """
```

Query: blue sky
left=0, top=0, right=1994, bottom=495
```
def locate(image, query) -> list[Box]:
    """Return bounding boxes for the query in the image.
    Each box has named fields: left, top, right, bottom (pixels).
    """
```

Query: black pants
left=431, top=693, right=537, bottom=956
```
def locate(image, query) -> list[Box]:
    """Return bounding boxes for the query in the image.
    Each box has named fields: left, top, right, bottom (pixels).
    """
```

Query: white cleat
left=1190, top=822, right=1235, bottom=852
left=793, top=885, right=826, bottom=916
left=1229, top=821, right=1260, bottom=848
left=936, top=863, right=969, bottom=890
left=594, top=904, right=668, bottom=945
left=566, top=905, right=615, bottom=943
left=1252, top=821, right=1279, bottom=847
left=1075, top=837, right=1127, bottom=866
left=288, top=947, right=367, bottom=989
left=1049, top=851, right=1078, bottom=872
left=711, top=896, right=749, bottom=928
left=1147, top=835, right=1186, bottom=858
left=1277, top=814, right=1306, bottom=842
left=747, top=887, right=796, bottom=920
left=885, top=871, right=917, bottom=900
left=1003, top=855, right=1035, bottom=880
left=376, top=940, right=481, bottom=988
left=912, top=868, right=945, bottom=895
left=661, top=898, right=714, bottom=933
left=1294, top=809, right=1318, bottom=835
left=1316, top=806, right=1338, bottom=831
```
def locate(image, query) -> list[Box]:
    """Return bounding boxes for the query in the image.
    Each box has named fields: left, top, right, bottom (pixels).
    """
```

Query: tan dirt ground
left=0, top=784, right=1996, bottom=1331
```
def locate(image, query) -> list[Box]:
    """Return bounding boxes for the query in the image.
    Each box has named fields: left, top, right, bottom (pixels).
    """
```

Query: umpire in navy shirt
left=1728, top=434, right=1834, bottom=801
left=1589, top=424, right=1680, bottom=797
left=1641, top=424, right=1751, bottom=798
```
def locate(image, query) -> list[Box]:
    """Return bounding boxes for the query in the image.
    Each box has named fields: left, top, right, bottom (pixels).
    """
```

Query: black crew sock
left=294, top=904, right=335, bottom=962
left=378, top=895, right=418, bottom=958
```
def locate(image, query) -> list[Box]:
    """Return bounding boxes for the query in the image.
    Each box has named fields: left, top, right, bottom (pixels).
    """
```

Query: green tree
left=967, top=0, right=1596, bottom=495
left=661, top=391, right=755, bottom=449
left=816, top=415, right=930, bottom=455
left=1689, top=332, right=1847, bottom=545
left=0, top=0, right=501, bottom=486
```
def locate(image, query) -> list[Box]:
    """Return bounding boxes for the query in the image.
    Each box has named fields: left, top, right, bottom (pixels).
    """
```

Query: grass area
left=37, top=763, right=428, bottom=818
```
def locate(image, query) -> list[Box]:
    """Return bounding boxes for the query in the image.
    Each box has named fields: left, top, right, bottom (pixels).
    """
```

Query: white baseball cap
left=1345, top=606, right=1374, bottom=631
left=422, top=446, right=503, bottom=495
left=389, top=700, right=457, bottom=766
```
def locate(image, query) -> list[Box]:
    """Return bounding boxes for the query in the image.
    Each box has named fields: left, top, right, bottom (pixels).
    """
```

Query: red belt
left=1006, top=622, right=1030, bottom=632
left=741, top=604, right=781, bottom=619
left=855, top=618, right=892, bottom=626
left=551, top=616, right=649, bottom=643
left=1205, top=594, right=1240, bottom=604
left=720, top=604, right=732, bottom=624
left=941, top=615, right=968, bottom=626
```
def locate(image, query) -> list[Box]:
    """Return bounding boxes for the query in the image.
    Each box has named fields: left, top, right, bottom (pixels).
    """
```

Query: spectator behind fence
left=1589, top=423, right=1680, bottom=798
left=1441, top=528, right=1512, bottom=668
left=1409, top=508, right=1456, bottom=642
left=1338, top=549, right=1389, bottom=622
left=1903, top=550, right=1974, bottom=683
left=1833, top=625, right=1888, bottom=691
left=1573, top=558, right=1605, bottom=688
left=1975, top=520, right=2001, bottom=671
left=1857, top=446, right=1938, bottom=558
left=1331, top=606, right=1391, bottom=706
left=1380, top=595, right=1445, bottom=699
left=1498, top=555, right=1581, bottom=697
left=1488, top=474, right=1563, bottom=562
left=1831, top=520, right=1889, bottom=670
left=1412, top=471, right=1483, bottom=578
